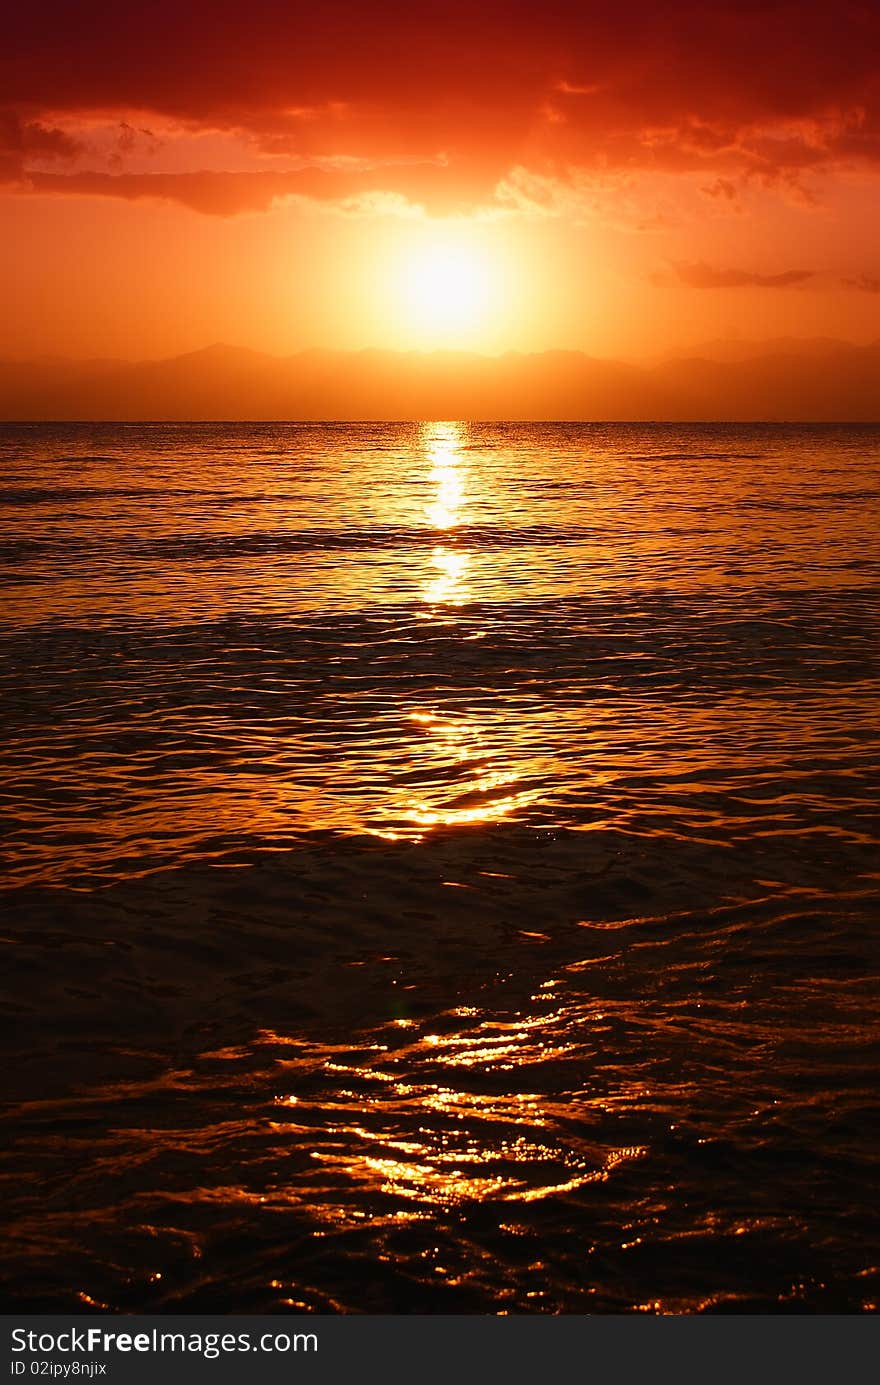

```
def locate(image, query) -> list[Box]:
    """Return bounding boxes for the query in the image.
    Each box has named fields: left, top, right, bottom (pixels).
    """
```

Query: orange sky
left=3, top=1, right=879, bottom=362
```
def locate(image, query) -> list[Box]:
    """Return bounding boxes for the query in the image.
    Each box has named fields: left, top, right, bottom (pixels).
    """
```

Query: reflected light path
left=424, top=547, right=469, bottom=606
left=386, top=422, right=541, bottom=833
left=424, top=421, right=467, bottom=532
left=421, top=420, right=470, bottom=607
left=262, top=989, right=651, bottom=1228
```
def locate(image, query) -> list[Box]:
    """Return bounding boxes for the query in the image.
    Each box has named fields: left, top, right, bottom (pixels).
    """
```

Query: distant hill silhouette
left=1, top=340, right=878, bottom=420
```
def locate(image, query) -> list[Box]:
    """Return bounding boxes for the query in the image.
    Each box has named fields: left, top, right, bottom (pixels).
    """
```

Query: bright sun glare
left=399, top=237, right=495, bottom=339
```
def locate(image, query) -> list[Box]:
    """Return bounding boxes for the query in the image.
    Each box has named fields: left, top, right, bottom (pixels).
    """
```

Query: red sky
left=3, top=1, right=879, bottom=360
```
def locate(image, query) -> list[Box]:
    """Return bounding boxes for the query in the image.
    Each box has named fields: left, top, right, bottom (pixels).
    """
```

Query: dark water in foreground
left=1, top=421, right=878, bottom=1313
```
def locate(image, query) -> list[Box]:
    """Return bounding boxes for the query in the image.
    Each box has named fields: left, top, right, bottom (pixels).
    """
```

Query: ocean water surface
left=1, top=421, right=878, bottom=1312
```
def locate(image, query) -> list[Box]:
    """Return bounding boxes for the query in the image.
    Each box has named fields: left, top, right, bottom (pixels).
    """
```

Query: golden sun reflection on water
left=393, top=706, right=540, bottom=832
left=260, top=1000, right=649, bottom=1225
left=423, top=420, right=467, bottom=531
left=421, top=421, right=470, bottom=607
left=423, top=546, right=470, bottom=606
left=391, top=421, right=540, bottom=831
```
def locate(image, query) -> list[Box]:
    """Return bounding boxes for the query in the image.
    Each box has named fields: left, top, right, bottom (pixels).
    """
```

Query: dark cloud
left=674, top=262, right=815, bottom=289
left=2, top=2, right=879, bottom=212
left=25, top=163, right=480, bottom=217
left=701, top=178, right=739, bottom=201
left=842, top=274, right=880, bottom=293
left=0, top=109, right=82, bottom=180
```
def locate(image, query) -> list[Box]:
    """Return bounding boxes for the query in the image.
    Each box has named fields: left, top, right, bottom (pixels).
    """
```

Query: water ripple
left=1, top=421, right=878, bottom=1313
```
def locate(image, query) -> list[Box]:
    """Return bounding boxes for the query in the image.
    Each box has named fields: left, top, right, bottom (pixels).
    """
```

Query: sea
left=1, top=421, right=878, bottom=1313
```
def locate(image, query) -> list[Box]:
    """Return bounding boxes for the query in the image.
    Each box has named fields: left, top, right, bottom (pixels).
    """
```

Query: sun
left=398, top=235, right=495, bottom=340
